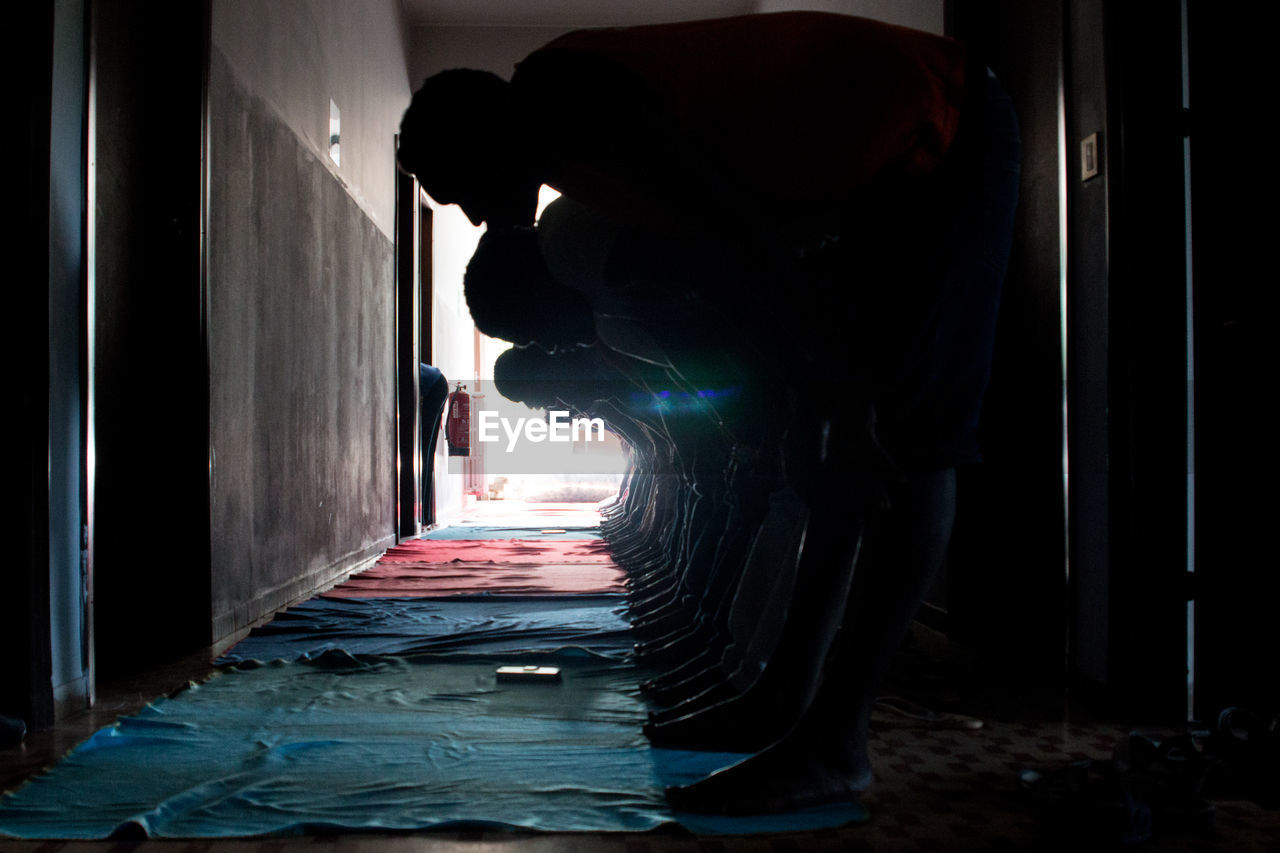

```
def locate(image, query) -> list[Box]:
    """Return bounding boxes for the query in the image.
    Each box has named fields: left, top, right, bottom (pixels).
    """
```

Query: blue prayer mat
left=0, top=650, right=867, bottom=838
left=215, top=596, right=634, bottom=665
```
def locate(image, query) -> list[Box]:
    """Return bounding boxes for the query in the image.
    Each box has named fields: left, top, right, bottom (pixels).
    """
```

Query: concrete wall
left=213, top=0, right=410, bottom=240
left=207, top=1, right=410, bottom=643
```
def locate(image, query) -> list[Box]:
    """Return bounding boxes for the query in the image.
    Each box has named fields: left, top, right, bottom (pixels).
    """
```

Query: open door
left=419, top=203, right=437, bottom=525
left=395, top=160, right=421, bottom=540
left=90, top=0, right=212, bottom=681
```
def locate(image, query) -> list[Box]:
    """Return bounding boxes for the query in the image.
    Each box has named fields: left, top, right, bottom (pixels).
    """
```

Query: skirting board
left=210, top=534, right=394, bottom=654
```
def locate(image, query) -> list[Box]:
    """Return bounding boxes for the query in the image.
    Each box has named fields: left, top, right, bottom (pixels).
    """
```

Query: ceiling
left=399, top=0, right=758, bottom=28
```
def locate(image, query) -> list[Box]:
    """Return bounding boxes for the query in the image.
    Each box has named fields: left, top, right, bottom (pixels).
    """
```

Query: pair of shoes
left=1115, top=733, right=1215, bottom=836
left=1021, top=729, right=1223, bottom=847
left=1019, top=758, right=1151, bottom=845
left=1198, top=706, right=1280, bottom=807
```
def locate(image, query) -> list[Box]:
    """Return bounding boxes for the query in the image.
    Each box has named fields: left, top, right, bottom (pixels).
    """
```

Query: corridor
left=9, top=1, right=1275, bottom=850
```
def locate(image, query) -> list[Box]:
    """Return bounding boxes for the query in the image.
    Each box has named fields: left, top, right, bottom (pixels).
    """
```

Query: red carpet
left=322, top=561, right=626, bottom=597
left=377, top=539, right=615, bottom=563
left=323, top=533, right=623, bottom=598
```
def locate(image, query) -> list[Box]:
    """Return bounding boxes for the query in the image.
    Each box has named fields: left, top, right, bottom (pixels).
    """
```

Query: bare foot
left=664, top=735, right=872, bottom=815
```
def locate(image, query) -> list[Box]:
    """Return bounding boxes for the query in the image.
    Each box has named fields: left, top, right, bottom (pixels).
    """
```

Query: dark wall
left=48, top=0, right=90, bottom=712
left=948, top=1, right=1258, bottom=721
left=1188, top=6, right=1276, bottom=716
left=91, top=0, right=211, bottom=678
left=7, top=1, right=57, bottom=727
left=207, top=49, right=397, bottom=642
left=1063, top=1, right=1191, bottom=718
left=945, top=0, right=1069, bottom=689
left=1099, top=3, right=1190, bottom=718
left=1064, top=0, right=1112, bottom=692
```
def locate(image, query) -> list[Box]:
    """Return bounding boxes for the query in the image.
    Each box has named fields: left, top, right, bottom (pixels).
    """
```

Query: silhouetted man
left=397, top=11, right=1019, bottom=817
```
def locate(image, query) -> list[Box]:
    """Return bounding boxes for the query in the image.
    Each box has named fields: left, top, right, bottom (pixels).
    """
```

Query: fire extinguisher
left=446, top=383, right=470, bottom=457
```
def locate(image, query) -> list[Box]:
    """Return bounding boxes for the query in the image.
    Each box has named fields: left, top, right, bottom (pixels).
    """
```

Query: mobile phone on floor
left=496, top=665, right=562, bottom=683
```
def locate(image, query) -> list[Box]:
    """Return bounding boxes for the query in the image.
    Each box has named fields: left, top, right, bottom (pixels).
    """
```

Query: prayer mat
left=0, top=651, right=867, bottom=838
left=422, top=525, right=602, bottom=540
left=216, top=596, right=633, bottom=665
left=379, top=539, right=614, bottom=563
left=321, top=561, right=626, bottom=598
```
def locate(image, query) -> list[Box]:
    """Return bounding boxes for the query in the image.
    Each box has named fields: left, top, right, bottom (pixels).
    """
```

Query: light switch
left=1081, top=132, right=1099, bottom=181
left=329, top=99, right=341, bottom=167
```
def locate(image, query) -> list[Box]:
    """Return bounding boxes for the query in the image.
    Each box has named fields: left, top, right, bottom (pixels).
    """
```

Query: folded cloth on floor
left=380, top=539, right=615, bottom=563
left=423, top=525, right=602, bottom=540
left=323, top=561, right=626, bottom=598
left=215, top=596, right=634, bottom=665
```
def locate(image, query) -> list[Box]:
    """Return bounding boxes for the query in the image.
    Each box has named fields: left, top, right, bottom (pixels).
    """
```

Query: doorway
left=397, top=164, right=443, bottom=537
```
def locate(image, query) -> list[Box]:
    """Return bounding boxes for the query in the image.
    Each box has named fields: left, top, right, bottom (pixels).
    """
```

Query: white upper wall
left=401, top=0, right=755, bottom=29
left=409, top=25, right=575, bottom=84
left=752, top=0, right=942, bottom=35
left=212, top=0, right=413, bottom=239
left=406, top=0, right=943, bottom=86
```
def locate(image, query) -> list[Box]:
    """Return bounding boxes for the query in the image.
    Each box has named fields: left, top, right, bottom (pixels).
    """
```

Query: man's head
left=494, top=344, right=617, bottom=416
left=493, top=346, right=558, bottom=408
left=464, top=227, right=597, bottom=350
left=398, top=69, right=541, bottom=227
